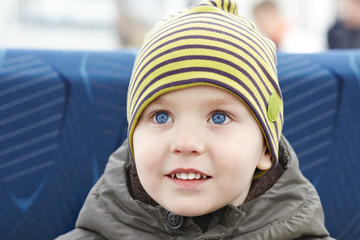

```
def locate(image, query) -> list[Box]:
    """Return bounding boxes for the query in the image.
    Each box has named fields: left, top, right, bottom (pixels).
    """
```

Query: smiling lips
left=167, top=168, right=211, bottom=179
left=170, top=172, right=209, bottom=180
left=166, top=169, right=211, bottom=189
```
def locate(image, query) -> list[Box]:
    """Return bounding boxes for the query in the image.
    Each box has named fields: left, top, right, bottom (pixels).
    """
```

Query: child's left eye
left=209, top=112, right=230, bottom=124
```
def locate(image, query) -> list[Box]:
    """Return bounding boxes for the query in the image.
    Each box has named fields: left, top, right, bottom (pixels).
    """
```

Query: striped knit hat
left=127, top=0, right=283, bottom=177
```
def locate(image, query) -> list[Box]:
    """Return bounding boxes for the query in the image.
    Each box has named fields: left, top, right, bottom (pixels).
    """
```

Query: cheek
left=213, top=138, right=263, bottom=179
left=133, top=129, right=150, bottom=166
left=221, top=156, right=257, bottom=180
left=132, top=132, right=158, bottom=190
left=215, top=155, right=255, bottom=205
left=133, top=128, right=165, bottom=174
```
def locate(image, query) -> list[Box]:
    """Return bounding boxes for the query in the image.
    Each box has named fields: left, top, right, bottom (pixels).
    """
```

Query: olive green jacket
left=57, top=136, right=332, bottom=239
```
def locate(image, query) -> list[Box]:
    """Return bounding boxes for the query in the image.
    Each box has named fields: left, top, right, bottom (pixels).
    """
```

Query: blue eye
left=211, top=112, right=229, bottom=124
left=154, top=112, right=171, bottom=124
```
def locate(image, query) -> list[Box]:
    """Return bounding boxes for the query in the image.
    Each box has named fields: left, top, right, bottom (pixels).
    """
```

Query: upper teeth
left=170, top=173, right=208, bottom=180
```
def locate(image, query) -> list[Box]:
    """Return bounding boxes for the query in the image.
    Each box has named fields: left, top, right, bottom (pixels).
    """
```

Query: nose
left=170, top=131, right=205, bottom=156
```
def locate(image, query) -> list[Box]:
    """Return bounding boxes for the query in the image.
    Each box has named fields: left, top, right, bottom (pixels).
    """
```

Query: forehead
left=151, top=85, right=244, bottom=106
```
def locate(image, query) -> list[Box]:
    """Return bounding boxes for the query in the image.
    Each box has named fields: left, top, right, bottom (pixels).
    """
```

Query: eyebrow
left=203, top=98, right=237, bottom=105
left=153, top=95, right=240, bottom=108
left=200, top=92, right=242, bottom=106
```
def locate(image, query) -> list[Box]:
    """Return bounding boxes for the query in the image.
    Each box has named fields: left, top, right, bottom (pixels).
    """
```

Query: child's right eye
left=152, top=112, right=173, bottom=124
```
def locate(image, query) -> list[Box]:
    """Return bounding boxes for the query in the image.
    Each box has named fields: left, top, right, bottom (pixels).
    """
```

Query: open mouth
left=169, top=173, right=210, bottom=180
left=166, top=169, right=211, bottom=188
left=166, top=169, right=212, bottom=181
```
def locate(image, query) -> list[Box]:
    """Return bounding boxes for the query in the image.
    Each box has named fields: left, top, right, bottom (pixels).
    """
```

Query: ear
left=256, top=146, right=272, bottom=170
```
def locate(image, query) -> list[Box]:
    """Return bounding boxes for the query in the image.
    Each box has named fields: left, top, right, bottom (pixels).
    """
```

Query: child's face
left=133, top=86, right=271, bottom=217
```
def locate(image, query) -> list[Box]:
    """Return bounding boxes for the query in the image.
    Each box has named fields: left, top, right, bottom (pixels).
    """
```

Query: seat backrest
left=0, top=49, right=359, bottom=239
left=278, top=51, right=360, bottom=240
left=0, top=49, right=136, bottom=239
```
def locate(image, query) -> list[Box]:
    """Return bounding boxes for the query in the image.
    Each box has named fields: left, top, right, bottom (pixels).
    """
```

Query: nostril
left=170, top=141, right=205, bottom=155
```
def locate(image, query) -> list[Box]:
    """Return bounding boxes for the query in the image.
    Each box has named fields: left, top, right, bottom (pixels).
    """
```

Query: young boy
left=58, top=0, right=332, bottom=239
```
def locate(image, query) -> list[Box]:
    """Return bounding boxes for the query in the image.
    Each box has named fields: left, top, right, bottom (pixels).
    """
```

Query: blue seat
left=0, top=49, right=136, bottom=239
left=0, top=49, right=359, bottom=239
left=278, top=51, right=360, bottom=240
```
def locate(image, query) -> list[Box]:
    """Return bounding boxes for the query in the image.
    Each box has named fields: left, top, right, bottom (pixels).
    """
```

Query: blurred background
left=0, top=0, right=359, bottom=52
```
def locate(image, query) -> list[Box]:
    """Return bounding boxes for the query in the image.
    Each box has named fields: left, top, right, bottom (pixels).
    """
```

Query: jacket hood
left=75, top=136, right=331, bottom=239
